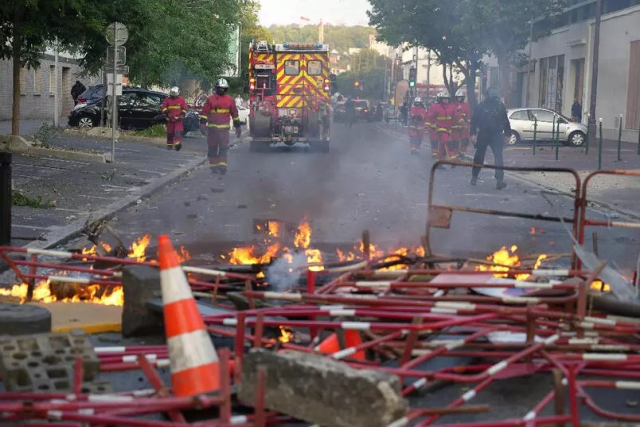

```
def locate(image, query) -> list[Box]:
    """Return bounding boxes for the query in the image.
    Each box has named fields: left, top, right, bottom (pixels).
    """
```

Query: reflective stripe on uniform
left=232, top=117, right=240, bottom=121
left=212, top=109, right=230, bottom=114
left=207, top=123, right=231, bottom=128
left=167, top=105, right=182, bottom=110
left=437, top=128, right=449, bottom=133
left=210, top=162, right=228, bottom=167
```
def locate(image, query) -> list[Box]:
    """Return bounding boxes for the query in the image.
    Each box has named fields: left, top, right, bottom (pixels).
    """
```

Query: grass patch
left=133, top=124, right=166, bottom=138
left=12, top=191, right=54, bottom=209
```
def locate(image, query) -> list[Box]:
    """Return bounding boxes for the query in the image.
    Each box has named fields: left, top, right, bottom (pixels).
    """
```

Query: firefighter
left=408, top=97, right=427, bottom=155
left=453, top=89, right=471, bottom=158
left=425, top=91, right=456, bottom=164
left=161, top=87, right=188, bottom=151
left=318, top=99, right=331, bottom=141
left=199, top=78, right=241, bottom=175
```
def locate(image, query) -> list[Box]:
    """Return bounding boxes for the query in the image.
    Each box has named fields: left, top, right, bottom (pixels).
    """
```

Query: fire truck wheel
left=0, top=303, right=52, bottom=335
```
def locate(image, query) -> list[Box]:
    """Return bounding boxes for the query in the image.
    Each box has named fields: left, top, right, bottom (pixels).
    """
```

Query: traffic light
left=409, top=67, right=417, bottom=88
left=354, top=80, right=360, bottom=88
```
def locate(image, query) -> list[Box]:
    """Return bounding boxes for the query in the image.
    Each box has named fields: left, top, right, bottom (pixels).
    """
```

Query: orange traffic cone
left=158, top=235, right=220, bottom=397
left=315, top=331, right=366, bottom=360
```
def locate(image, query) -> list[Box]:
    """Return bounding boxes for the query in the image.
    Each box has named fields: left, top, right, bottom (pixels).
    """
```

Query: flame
left=294, top=221, right=312, bottom=249
left=475, top=246, right=548, bottom=281
left=128, top=234, right=151, bottom=261
left=0, top=279, right=124, bottom=306
left=305, top=249, right=324, bottom=272
left=279, top=326, right=294, bottom=343
left=229, top=243, right=281, bottom=265
left=267, top=221, right=280, bottom=237
left=591, top=280, right=611, bottom=292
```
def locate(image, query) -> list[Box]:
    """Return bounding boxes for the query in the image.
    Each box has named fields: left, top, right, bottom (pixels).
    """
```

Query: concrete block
left=0, top=330, right=100, bottom=392
left=238, top=350, right=407, bottom=427
left=122, top=265, right=164, bottom=338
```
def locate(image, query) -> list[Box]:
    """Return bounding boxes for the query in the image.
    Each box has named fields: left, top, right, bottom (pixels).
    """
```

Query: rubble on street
left=0, top=162, right=639, bottom=427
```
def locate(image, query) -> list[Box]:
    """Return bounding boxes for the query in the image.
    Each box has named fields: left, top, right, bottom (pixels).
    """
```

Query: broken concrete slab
left=238, top=349, right=407, bottom=427
left=122, top=266, right=164, bottom=337
left=0, top=134, right=107, bottom=163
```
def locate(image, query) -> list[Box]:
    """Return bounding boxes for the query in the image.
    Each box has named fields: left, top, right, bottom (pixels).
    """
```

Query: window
left=135, top=93, right=163, bottom=107
left=532, top=109, right=555, bottom=123
left=284, top=60, right=299, bottom=76
left=307, top=60, right=322, bottom=76
left=119, top=92, right=137, bottom=106
left=49, top=66, right=56, bottom=94
left=33, top=68, right=42, bottom=94
left=510, top=110, right=530, bottom=121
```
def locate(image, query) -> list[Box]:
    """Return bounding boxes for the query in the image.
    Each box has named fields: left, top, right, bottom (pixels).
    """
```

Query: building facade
left=486, top=0, right=640, bottom=141
left=0, top=48, right=101, bottom=123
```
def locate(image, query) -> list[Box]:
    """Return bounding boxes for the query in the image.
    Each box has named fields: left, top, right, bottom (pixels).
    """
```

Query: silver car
left=506, top=107, right=587, bottom=146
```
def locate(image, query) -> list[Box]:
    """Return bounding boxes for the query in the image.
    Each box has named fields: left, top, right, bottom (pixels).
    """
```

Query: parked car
left=76, top=84, right=105, bottom=105
left=68, top=87, right=199, bottom=134
left=507, top=107, right=586, bottom=146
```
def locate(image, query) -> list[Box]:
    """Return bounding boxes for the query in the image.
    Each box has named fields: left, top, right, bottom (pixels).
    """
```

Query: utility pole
left=53, top=41, right=59, bottom=127
left=588, top=0, right=603, bottom=145
left=414, top=45, right=419, bottom=98
left=426, top=49, right=431, bottom=98
left=526, top=16, right=533, bottom=107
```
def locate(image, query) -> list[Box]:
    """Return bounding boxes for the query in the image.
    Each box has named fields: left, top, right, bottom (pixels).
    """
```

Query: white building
left=485, top=0, right=640, bottom=141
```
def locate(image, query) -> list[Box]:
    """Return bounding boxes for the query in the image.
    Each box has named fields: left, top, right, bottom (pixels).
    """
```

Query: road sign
left=107, top=46, right=126, bottom=66
left=106, top=22, right=128, bottom=46
left=104, top=65, right=129, bottom=74
left=106, top=74, right=123, bottom=96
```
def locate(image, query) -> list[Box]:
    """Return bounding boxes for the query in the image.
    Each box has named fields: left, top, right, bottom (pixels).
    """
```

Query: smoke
left=265, top=251, right=308, bottom=291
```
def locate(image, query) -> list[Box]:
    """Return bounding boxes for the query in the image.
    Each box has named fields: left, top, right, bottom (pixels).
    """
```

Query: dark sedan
left=68, top=87, right=200, bottom=134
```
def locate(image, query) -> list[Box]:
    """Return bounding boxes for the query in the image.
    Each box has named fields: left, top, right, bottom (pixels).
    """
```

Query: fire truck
left=247, top=41, right=332, bottom=152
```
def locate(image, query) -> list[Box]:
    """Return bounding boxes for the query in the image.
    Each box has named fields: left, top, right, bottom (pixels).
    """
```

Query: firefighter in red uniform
left=161, top=87, right=188, bottom=151
left=425, top=100, right=439, bottom=158
left=425, top=91, right=455, bottom=164
left=453, top=89, right=471, bottom=157
left=199, top=78, right=241, bottom=175
left=408, top=97, right=427, bottom=155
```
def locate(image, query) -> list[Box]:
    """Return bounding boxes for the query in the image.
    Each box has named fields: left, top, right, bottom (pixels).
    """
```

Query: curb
left=52, top=322, right=122, bottom=334
left=1, top=135, right=107, bottom=163
left=24, top=155, right=208, bottom=250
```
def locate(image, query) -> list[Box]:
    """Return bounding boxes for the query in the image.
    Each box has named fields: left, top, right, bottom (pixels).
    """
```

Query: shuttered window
left=626, top=40, right=640, bottom=129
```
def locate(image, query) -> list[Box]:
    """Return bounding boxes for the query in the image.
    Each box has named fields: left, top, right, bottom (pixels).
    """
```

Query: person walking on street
left=408, top=97, right=427, bottom=155
left=571, top=99, right=582, bottom=122
left=235, top=94, right=243, bottom=108
left=71, top=80, right=86, bottom=106
left=161, top=87, right=188, bottom=151
left=344, top=97, right=356, bottom=128
left=318, top=100, right=331, bottom=140
left=200, top=78, right=241, bottom=175
left=469, top=87, right=510, bottom=190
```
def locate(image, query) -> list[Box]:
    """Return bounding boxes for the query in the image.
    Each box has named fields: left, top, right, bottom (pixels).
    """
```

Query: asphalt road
left=56, top=120, right=640, bottom=424
left=64, top=119, right=640, bottom=274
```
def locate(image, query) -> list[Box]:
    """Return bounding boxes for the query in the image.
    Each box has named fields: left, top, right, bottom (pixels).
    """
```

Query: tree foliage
left=368, top=0, right=566, bottom=106
left=268, top=24, right=375, bottom=55
left=335, top=49, right=387, bottom=100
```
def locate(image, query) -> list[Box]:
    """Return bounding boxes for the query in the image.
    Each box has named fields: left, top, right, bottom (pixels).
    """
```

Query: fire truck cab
left=247, top=41, right=331, bottom=153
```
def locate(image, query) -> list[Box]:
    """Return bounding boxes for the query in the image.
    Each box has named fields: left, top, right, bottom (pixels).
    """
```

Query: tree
left=0, top=0, right=101, bottom=135
left=268, top=24, right=375, bottom=54
left=457, top=0, right=565, bottom=106
left=335, top=49, right=387, bottom=100
left=368, top=0, right=485, bottom=108
left=77, top=0, right=243, bottom=88
left=368, top=0, right=565, bottom=107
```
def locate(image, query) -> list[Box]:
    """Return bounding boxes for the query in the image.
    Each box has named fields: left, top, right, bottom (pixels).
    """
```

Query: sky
left=257, top=0, right=372, bottom=27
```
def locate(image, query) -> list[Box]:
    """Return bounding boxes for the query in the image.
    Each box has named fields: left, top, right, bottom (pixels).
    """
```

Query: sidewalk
left=0, top=119, right=64, bottom=136
left=7, top=129, right=208, bottom=249
left=375, top=122, right=640, bottom=218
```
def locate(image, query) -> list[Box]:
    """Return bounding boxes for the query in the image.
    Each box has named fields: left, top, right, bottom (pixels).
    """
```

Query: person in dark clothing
left=71, top=81, right=86, bottom=105
left=469, top=87, right=511, bottom=190
left=571, top=99, right=582, bottom=122
left=399, top=102, right=408, bottom=126
left=344, top=97, right=356, bottom=128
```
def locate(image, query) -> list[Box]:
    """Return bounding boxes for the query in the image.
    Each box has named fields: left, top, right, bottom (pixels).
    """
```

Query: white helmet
left=436, top=91, right=450, bottom=103
left=455, top=89, right=465, bottom=100
left=169, top=87, right=179, bottom=96
left=414, top=97, right=422, bottom=103
left=215, top=78, right=230, bottom=89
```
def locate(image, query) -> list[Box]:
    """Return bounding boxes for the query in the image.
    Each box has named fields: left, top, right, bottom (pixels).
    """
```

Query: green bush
left=12, top=192, right=54, bottom=209
left=134, top=124, right=166, bottom=138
